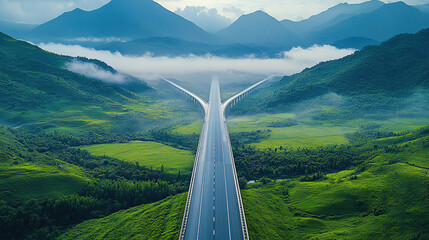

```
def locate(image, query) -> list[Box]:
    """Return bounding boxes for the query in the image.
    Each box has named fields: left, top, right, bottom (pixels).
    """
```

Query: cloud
left=280, top=45, right=356, bottom=64
left=175, top=6, right=232, bottom=32
left=66, top=37, right=129, bottom=43
left=39, top=43, right=355, bottom=81
left=293, top=92, right=345, bottom=118
left=66, top=60, right=127, bottom=84
left=222, top=6, right=244, bottom=18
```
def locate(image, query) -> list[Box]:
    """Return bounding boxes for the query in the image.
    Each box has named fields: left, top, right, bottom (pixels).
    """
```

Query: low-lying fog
left=39, top=43, right=355, bottom=89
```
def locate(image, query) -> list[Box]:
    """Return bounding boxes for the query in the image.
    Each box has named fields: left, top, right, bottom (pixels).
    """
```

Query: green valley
left=0, top=9, right=428, bottom=240
left=57, top=125, right=429, bottom=240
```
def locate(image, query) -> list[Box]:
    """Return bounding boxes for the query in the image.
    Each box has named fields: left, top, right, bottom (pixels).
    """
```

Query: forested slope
left=233, top=28, right=429, bottom=115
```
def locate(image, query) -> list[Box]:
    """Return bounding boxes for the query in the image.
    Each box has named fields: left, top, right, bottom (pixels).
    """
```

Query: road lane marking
left=220, top=127, right=232, bottom=240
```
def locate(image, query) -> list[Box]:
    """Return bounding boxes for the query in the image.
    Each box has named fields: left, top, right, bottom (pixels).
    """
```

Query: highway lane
left=183, top=79, right=244, bottom=240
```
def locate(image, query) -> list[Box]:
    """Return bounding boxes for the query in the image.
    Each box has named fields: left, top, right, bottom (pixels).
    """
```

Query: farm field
left=80, top=141, right=195, bottom=174
left=227, top=113, right=429, bottom=149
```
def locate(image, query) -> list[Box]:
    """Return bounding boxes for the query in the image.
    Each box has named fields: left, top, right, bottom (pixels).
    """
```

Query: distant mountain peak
left=31, top=0, right=212, bottom=44
left=252, top=10, right=269, bottom=15
left=71, top=8, right=85, bottom=13
left=216, top=10, right=297, bottom=47
left=235, top=10, right=281, bottom=25
left=241, top=10, right=278, bottom=20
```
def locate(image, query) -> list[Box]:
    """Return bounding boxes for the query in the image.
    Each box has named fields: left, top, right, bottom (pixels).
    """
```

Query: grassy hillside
left=0, top=32, right=137, bottom=108
left=59, top=193, right=186, bottom=240
left=0, top=32, right=184, bottom=134
left=79, top=141, right=195, bottom=174
left=0, top=123, right=192, bottom=239
left=242, top=128, right=429, bottom=239
left=0, top=125, right=89, bottom=202
left=58, top=126, right=428, bottom=240
left=243, top=161, right=428, bottom=239
left=233, top=28, right=429, bottom=116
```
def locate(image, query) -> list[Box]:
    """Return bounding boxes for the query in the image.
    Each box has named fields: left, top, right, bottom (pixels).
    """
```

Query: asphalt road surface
left=184, top=79, right=244, bottom=240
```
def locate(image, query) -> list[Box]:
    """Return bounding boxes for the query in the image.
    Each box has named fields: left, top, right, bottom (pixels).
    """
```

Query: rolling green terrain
left=59, top=193, right=186, bottom=240
left=243, top=131, right=429, bottom=239
left=1, top=21, right=428, bottom=240
left=232, top=28, right=429, bottom=117
left=0, top=125, right=90, bottom=202
left=0, top=32, right=198, bottom=134
left=58, top=125, right=429, bottom=240
left=0, top=123, right=190, bottom=239
left=243, top=160, right=428, bottom=240
left=80, top=141, right=195, bottom=174
left=228, top=113, right=428, bottom=149
left=0, top=163, right=89, bottom=202
left=0, top=33, right=200, bottom=240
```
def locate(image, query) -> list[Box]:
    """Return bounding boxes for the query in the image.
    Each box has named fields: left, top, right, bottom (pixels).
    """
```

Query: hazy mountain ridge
left=415, top=3, right=429, bottom=13
left=216, top=10, right=299, bottom=48
left=3, top=0, right=429, bottom=57
left=31, top=0, right=214, bottom=44
left=281, top=0, right=386, bottom=37
left=98, top=36, right=268, bottom=57
left=313, top=2, right=429, bottom=44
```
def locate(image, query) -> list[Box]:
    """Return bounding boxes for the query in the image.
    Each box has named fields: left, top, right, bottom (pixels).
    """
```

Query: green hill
left=0, top=32, right=174, bottom=133
left=234, top=28, right=429, bottom=117
left=0, top=122, right=191, bottom=239
left=0, top=124, right=89, bottom=202
left=243, top=129, right=429, bottom=239
left=0, top=32, right=137, bottom=108
left=59, top=193, right=186, bottom=240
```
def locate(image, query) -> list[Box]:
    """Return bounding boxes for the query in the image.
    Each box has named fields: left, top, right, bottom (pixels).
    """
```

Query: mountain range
left=216, top=10, right=299, bottom=48
left=1, top=0, right=429, bottom=57
left=313, top=2, right=429, bottom=45
left=281, top=0, right=386, bottom=37
left=30, top=0, right=214, bottom=44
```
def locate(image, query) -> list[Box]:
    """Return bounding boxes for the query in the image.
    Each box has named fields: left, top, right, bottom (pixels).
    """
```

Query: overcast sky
left=1, top=0, right=428, bottom=25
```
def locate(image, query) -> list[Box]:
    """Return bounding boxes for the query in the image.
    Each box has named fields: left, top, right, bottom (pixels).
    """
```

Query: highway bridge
left=167, top=77, right=271, bottom=240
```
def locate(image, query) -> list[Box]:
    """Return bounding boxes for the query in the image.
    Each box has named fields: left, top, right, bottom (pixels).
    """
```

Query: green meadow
left=80, top=141, right=195, bottom=174
left=0, top=100, right=181, bottom=134
left=168, top=120, right=203, bottom=135
left=227, top=113, right=429, bottom=149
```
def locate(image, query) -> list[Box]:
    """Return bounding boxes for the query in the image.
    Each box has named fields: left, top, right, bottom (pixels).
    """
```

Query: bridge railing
left=178, top=120, right=206, bottom=240
left=163, top=78, right=208, bottom=114
left=222, top=75, right=275, bottom=115
left=223, top=119, right=250, bottom=240
left=164, top=78, right=209, bottom=240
